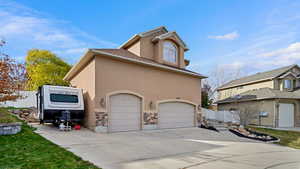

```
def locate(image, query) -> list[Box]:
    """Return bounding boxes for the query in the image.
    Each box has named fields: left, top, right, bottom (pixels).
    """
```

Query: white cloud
left=255, top=42, right=300, bottom=67
left=208, top=31, right=239, bottom=40
left=0, top=0, right=118, bottom=63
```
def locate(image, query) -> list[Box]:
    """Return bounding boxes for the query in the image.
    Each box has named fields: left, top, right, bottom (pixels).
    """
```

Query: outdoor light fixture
left=100, top=98, right=105, bottom=108
left=149, top=101, right=154, bottom=110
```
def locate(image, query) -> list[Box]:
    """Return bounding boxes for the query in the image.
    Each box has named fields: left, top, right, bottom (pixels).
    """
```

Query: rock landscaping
left=229, top=126, right=279, bottom=142
left=8, top=108, right=39, bottom=123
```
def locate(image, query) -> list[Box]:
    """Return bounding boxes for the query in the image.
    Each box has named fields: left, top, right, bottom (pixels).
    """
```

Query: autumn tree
left=0, top=39, right=26, bottom=102
left=25, top=49, right=71, bottom=90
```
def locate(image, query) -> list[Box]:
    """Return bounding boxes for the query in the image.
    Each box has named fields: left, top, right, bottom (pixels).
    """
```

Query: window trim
left=163, top=40, right=178, bottom=64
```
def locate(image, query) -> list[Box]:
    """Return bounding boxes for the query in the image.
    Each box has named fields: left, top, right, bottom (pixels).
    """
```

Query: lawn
left=0, top=108, right=99, bottom=169
left=249, top=126, right=300, bottom=149
left=0, top=107, right=19, bottom=123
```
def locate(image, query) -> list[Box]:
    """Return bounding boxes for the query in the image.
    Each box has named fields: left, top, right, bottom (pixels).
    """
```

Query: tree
left=231, top=103, right=259, bottom=126
left=201, top=83, right=213, bottom=108
left=0, top=39, right=26, bottom=102
left=25, top=49, right=71, bottom=90
left=205, top=65, right=244, bottom=102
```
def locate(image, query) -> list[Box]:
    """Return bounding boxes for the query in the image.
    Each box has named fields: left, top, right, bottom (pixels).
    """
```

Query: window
left=284, top=79, right=292, bottom=89
left=163, top=41, right=177, bottom=63
left=50, top=94, right=78, bottom=103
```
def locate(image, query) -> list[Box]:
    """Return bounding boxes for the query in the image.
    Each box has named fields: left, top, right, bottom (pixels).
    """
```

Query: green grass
left=0, top=108, right=20, bottom=123
left=0, top=108, right=99, bottom=169
left=249, top=126, right=300, bottom=149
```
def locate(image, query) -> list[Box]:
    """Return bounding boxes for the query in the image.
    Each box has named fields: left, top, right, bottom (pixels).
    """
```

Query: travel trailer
left=37, top=85, right=84, bottom=126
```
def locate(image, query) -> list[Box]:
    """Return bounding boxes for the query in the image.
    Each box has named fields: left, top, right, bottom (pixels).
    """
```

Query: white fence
left=0, top=91, right=37, bottom=108
left=201, top=108, right=240, bottom=124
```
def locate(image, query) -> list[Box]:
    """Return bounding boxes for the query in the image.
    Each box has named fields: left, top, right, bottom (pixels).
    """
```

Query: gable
left=152, top=31, right=188, bottom=51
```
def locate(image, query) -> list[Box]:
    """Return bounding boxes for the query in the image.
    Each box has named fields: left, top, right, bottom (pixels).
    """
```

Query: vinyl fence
left=201, top=108, right=240, bottom=124
left=0, top=91, right=37, bottom=108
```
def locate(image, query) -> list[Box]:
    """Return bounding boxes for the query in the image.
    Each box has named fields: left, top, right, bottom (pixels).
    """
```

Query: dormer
left=274, top=65, right=300, bottom=91
left=119, top=26, right=189, bottom=69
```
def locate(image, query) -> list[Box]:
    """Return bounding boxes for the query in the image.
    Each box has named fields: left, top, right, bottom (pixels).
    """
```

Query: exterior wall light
left=100, top=98, right=105, bottom=108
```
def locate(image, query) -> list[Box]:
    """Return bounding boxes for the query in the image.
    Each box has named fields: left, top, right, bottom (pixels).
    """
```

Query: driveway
left=33, top=124, right=300, bottom=169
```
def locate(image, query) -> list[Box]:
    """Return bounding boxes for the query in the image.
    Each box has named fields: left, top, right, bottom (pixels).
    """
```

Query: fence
left=0, top=91, right=37, bottom=108
left=201, top=108, right=240, bottom=124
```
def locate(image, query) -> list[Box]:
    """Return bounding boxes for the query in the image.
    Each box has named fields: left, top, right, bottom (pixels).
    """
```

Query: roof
left=118, top=26, right=189, bottom=51
left=119, top=26, right=168, bottom=49
left=218, top=64, right=298, bottom=90
left=217, top=87, right=300, bottom=104
left=152, top=31, right=189, bottom=51
left=93, top=49, right=204, bottom=75
left=63, top=48, right=206, bottom=81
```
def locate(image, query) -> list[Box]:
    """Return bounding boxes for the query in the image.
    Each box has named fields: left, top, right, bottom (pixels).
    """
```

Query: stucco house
left=217, top=64, right=300, bottom=128
left=63, top=26, right=206, bottom=132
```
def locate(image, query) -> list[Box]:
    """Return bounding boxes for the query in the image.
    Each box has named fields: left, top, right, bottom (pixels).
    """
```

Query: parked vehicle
left=37, top=85, right=84, bottom=126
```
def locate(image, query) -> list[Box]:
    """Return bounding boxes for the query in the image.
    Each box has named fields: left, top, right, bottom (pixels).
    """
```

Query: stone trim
left=0, top=122, right=22, bottom=135
left=143, top=112, right=158, bottom=125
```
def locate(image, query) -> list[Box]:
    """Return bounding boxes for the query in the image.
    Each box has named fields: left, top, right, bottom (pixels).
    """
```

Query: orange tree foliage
left=0, top=40, right=26, bottom=102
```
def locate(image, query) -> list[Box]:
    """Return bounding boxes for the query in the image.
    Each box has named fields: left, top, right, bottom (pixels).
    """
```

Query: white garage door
left=158, top=102, right=195, bottom=129
left=279, top=103, right=294, bottom=128
left=109, top=94, right=141, bottom=132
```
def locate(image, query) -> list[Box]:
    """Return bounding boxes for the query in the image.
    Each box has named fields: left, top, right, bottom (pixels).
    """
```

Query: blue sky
left=1, top=0, right=300, bottom=77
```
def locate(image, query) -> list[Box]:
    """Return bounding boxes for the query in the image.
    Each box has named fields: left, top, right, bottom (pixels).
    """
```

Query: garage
left=158, top=101, right=195, bottom=129
left=109, top=94, right=141, bottom=132
left=278, top=103, right=294, bottom=127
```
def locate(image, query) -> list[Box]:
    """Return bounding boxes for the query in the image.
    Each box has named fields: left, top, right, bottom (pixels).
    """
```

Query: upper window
left=50, top=94, right=78, bottom=103
left=284, top=79, right=292, bottom=89
left=163, top=41, right=177, bottom=63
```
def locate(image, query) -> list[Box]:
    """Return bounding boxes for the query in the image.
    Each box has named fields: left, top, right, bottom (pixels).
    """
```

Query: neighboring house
left=217, top=64, right=300, bottom=128
left=63, top=26, right=206, bottom=132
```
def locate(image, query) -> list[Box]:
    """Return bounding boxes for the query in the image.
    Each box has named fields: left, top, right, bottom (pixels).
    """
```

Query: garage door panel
left=159, top=102, right=195, bottom=129
left=109, top=94, right=141, bottom=132
left=279, top=103, right=294, bottom=128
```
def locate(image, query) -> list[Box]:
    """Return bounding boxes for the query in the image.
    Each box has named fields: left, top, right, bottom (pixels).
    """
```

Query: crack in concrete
left=182, top=150, right=300, bottom=169
left=264, top=161, right=300, bottom=169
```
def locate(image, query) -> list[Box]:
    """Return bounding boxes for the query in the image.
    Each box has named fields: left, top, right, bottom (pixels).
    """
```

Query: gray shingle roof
left=217, top=87, right=300, bottom=104
left=218, top=64, right=297, bottom=90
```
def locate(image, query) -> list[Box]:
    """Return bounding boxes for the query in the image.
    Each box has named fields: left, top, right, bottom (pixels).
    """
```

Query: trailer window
left=50, top=94, right=78, bottom=103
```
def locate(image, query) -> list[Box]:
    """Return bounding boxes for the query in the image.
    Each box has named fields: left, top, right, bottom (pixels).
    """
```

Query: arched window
left=163, top=41, right=177, bottom=63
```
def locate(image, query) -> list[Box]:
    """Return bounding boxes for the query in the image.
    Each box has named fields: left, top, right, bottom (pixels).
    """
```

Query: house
left=217, top=64, right=300, bottom=128
left=63, top=26, right=206, bottom=132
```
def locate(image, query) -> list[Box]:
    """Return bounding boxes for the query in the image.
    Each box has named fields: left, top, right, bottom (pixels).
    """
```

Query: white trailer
left=37, top=85, right=84, bottom=125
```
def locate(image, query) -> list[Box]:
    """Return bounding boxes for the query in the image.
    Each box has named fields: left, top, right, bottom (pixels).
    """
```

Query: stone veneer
left=143, top=112, right=158, bottom=125
left=94, top=112, right=108, bottom=133
left=143, top=112, right=158, bottom=130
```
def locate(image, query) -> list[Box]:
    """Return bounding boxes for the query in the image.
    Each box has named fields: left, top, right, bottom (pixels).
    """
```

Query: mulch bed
left=199, top=124, right=219, bottom=132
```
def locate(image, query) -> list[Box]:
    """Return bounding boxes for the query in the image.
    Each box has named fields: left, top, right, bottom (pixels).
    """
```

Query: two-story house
left=217, top=64, right=300, bottom=128
left=63, top=26, right=206, bottom=133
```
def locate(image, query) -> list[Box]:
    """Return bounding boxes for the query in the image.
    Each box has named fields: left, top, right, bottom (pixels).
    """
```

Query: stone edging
left=0, top=122, right=22, bottom=135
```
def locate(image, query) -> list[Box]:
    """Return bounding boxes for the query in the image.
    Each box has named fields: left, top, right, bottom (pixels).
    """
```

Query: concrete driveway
left=33, top=124, right=300, bottom=169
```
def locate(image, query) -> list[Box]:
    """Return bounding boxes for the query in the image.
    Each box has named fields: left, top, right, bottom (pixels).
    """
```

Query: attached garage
left=158, top=101, right=196, bottom=129
left=108, top=94, right=142, bottom=132
left=278, top=103, right=294, bottom=128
